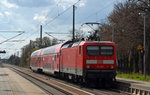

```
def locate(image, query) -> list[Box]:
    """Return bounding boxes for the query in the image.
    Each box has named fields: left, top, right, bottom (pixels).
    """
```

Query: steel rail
left=10, top=67, right=72, bottom=95
left=4, top=65, right=123, bottom=95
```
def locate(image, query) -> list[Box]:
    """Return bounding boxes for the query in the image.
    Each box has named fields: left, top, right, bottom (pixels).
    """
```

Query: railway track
left=10, top=67, right=72, bottom=95
left=5, top=64, right=124, bottom=95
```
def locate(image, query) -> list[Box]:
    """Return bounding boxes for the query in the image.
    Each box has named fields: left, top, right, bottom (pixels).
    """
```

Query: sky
left=0, top=0, right=122, bottom=58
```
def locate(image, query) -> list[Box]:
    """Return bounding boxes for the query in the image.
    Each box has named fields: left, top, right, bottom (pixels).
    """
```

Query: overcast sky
left=0, top=0, right=122, bottom=58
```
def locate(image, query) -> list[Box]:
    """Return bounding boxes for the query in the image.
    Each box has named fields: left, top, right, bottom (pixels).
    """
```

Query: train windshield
left=86, top=46, right=99, bottom=55
left=100, top=46, right=114, bottom=55
left=86, top=46, right=114, bottom=56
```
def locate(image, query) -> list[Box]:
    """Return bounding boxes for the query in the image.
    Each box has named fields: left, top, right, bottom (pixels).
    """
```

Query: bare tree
left=102, top=0, right=150, bottom=74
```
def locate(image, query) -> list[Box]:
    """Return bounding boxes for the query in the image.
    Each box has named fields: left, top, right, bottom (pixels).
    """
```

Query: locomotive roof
left=79, top=41, right=115, bottom=45
left=62, top=40, right=114, bottom=45
left=61, top=41, right=115, bottom=49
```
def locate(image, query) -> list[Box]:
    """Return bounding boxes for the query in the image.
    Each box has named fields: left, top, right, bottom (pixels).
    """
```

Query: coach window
left=86, top=46, right=99, bottom=55
left=79, top=46, right=81, bottom=55
left=55, top=55, right=56, bottom=62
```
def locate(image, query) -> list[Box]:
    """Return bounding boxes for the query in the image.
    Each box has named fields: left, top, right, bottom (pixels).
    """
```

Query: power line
left=42, top=0, right=80, bottom=41
left=0, top=31, right=24, bottom=44
left=77, top=0, right=117, bottom=25
left=46, top=0, right=62, bottom=19
left=45, top=32, right=57, bottom=39
left=2, top=0, right=80, bottom=57
left=43, top=9, right=72, bottom=33
left=21, top=0, right=80, bottom=43
left=0, top=34, right=7, bottom=39
left=0, top=31, right=24, bottom=33
left=13, top=1, right=63, bottom=47
left=7, top=40, right=25, bottom=42
left=43, top=0, right=80, bottom=28
left=45, top=32, right=65, bottom=43
left=45, top=32, right=69, bottom=34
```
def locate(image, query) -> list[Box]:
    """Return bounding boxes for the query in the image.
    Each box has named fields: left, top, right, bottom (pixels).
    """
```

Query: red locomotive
left=30, top=41, right=117, bottom=84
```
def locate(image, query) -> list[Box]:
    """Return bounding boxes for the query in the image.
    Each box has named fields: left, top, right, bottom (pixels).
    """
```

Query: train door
left=56, top=54, right=60, bottom=71
left=52, top=56, right=55, bottom=70
left=60, top=53, right=63, bottom=72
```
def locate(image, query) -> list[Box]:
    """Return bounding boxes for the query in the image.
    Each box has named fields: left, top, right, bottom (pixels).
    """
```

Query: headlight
left=110, top=65, right=114, bottom=69
left=87, top=65, right=90, bottom=69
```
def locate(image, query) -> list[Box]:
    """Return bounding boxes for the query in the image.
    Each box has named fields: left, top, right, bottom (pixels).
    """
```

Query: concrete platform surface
left=0, top=67, right=48, bottom=95
left=117, top=77, right=150, bottom=91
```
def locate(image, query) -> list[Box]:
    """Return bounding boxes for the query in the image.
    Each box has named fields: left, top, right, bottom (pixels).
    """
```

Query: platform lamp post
left=139, top=12, right=146, bottom=78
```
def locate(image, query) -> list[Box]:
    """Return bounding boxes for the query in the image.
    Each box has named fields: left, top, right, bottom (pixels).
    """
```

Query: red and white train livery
left=30, top=41, right=117, bottom=83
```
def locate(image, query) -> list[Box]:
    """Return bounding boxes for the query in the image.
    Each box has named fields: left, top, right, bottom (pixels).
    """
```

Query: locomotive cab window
left=100, top=46, right=114, bottom=55
left=86, top=46, right=99, bottom=55
left=62, top=44, right=69, bottom=49
left=72, top=42, right=80, bottom=47
left=68, top=43, right=73, bottom=48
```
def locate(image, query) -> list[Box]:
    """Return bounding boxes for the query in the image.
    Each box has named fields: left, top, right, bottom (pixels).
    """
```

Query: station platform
left=0, top=67, right=48, bottom=95
left=116, top=77, right=150, bottom=94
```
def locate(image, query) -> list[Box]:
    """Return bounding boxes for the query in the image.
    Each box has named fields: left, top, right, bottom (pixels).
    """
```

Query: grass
left=117, top=72, right=150, bottom=82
